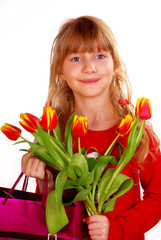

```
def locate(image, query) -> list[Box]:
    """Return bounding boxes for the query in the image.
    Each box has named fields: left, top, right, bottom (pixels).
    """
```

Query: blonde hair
left=46, top=16, right=160, bottom=164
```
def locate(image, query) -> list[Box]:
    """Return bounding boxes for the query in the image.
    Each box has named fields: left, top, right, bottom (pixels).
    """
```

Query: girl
left=21, top=16, right=161, bottom=240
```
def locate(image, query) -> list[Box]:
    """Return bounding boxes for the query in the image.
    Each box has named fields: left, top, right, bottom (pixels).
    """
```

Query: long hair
left=46, top=16, right=160, bottom=164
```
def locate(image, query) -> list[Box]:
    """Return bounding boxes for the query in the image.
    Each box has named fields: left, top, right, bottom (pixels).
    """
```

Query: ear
left=59, top=71, right=66, bottom=81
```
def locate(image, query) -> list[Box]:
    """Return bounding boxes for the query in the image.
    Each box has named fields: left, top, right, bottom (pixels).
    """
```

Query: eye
left=96, top=54, right=105, bottom=59
left=71, top=57, right=81, bottom=62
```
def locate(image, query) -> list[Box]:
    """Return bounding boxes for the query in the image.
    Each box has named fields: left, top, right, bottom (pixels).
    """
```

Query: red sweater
left=73, top=125, right=161, bottom=240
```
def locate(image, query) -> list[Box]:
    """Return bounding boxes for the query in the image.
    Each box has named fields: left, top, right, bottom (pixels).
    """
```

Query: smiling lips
left=79, top=78, right=100, bottom=84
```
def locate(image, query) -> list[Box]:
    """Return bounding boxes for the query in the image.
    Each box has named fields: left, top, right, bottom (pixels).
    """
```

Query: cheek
left=104, top=65, right=114, bottom=79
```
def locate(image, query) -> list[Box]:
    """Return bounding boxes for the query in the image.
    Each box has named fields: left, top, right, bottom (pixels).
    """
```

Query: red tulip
left=41, top=107, right=58, bottom=130
left=1, top=123, right=22, bottom=141
left=19, top=113, right=40, bottom=133
left=135, top=97, right=152, bottom=120
left=72, top=115, right=88, bottom=137
left=116, top=114, right=133, bottom=137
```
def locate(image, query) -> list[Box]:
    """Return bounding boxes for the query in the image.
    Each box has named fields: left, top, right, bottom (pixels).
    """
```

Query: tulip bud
left=118, top=99, right=130, bottom=106
left=135, top=97, right=152, bottom=120
left=72, top=115, right=88, bottom=137
left=116, top=114, right=133, bottom=137
left=41, top=107, right=58, bottom=130
left=1, top=123, right=22, bottom=141
left=19, top=113, right=40, bottom=133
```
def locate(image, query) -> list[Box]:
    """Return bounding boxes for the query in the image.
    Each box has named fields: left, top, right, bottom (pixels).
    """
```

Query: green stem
left=136, top=120, right=145, bottom=146
left=92, top=185, right=96, bottom=203
left=53, top=129, right=58, bottom=140
left=85, top=196, right=98, bottom=215
left=84, top=200, right=92, bottom=216
left=104, top=134, right=120, bottom=156
left=20, top=136, right=28, bottom=142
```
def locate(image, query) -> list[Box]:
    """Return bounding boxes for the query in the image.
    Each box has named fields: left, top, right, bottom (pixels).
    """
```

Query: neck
left=74, top=95, right=118, bottom=131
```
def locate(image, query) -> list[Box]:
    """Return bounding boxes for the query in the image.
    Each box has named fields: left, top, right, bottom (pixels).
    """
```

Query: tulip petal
left=41, top=107, right=58, bottom=130
left=1, top=123, right=22, bottom=141
left=72, top=115, right=88, bottom=137
left=138, top=100, right=152, bottom=120
left=19, top=121, right=35, bottom=133
left=135, top=97, right=152, bottom=120
left=19, top=113, right=40, bottom=133
left=116, top=114, right=133, bottom=137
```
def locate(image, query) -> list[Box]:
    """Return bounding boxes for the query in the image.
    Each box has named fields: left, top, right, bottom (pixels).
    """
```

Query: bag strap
left=22, top=175, right=29, bottom=191
left=3, top=171, right=24, bottom=205
left=42, top=170, right=48, bottom=208
left=3, top=170, right=48, bottom=207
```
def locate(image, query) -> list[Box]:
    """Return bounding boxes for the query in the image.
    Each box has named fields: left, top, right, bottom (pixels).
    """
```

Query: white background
left=0, top=0, right=161, bottom=239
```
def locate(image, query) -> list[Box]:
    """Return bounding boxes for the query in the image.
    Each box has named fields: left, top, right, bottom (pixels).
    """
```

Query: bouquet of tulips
left=1, top=97, right=152, bottom=235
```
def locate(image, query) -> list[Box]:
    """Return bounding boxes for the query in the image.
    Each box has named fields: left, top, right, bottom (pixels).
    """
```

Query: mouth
left=79, top=78, right=100, bottom=84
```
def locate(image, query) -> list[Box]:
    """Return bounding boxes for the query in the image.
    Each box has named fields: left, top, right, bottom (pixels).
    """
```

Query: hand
left=83, top=215, right=110, bottom=240
left=21, top=152, right=54, bottom=193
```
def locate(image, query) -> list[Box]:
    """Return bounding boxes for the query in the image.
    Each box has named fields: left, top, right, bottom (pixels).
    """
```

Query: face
left=60, top=49, right=114, bottom=102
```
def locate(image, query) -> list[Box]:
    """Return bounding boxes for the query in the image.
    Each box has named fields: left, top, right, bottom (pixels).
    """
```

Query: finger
left=89, top=228, right=108, bottom=240
left=21, top=152, right=32, bottom=172
left=34, top=160, right=46, bottom=180
left=27, top=157, right=41, bottom=177
left=89, top=231, right=102, bottom=239
left=23, top=155, right=37, bottom=176
left=83, top=215, right=104, bottom=224
left=88, top=222, right=101, bottom=230
left=25, top=157, right=45, bottom=179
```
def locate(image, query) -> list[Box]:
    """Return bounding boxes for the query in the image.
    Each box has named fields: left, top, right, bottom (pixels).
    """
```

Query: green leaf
left=67, top=165, right=78, bottom=183
left=94, top=156, right=116, bottom=188
left=86, top=157, right=97, bottom=172
left=54, top=120, right=63, bottom=144
left=26, top=144, right=61, bottom=171
left=46, top=190, right=69, bottom=235
left=37, top=123, right=66, bottom=170
left=91, top=156, right=116, bottom=203
left=136, top=120, right=145, bottom=147
left=72, top=187, right=92, bottom=202
left=81, top=147, right=86, bottom=155
left=49, top=135, right=71, bottom=165
left=55, top=170, right=68, bottom=210
left=102, top=176, right=134, bottom=212
left=19, top=149, right=30, bottom=152
left=65, top=178, right=77, bottom=187
left=118, top=143, right=123, bottom=159
left=97, top=168, right=115, bottom=201
left=63, top=187, right=92, bottom=207
left=127, top=116, right=139, bottom=145
left=102, top=198, right=116, bottom=213
left=49, top=135, right=66, bottom=153
left=98, top=169, right=134, bottom=213
left=105, top=173, right=134, bottom=199
left=85, top=170, right=95, bottom=185
left=73, top=166, right=82, bottom=177
left=71, top=153, right=89, bottom=186
left=65, top=112, right=76, bottom=158
left=13, top=140, right=28, bottom=145
left=32, top=132, right=44, bottom=145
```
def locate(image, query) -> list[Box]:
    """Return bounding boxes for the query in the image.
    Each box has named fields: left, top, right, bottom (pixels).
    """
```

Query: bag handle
left=22, top=175, right=29, bottom=191
left=3, top=170, right=48, bottom=207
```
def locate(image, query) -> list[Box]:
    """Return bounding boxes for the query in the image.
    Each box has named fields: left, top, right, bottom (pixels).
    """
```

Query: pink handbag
left=0, top=172, right=89, bottom=240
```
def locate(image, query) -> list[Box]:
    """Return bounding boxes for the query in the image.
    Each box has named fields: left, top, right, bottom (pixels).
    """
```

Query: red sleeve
left=107, top=137, right=161, bottom=240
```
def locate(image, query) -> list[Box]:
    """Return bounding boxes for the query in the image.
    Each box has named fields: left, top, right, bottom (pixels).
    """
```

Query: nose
left=83, top=59, right=96, bottom=74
